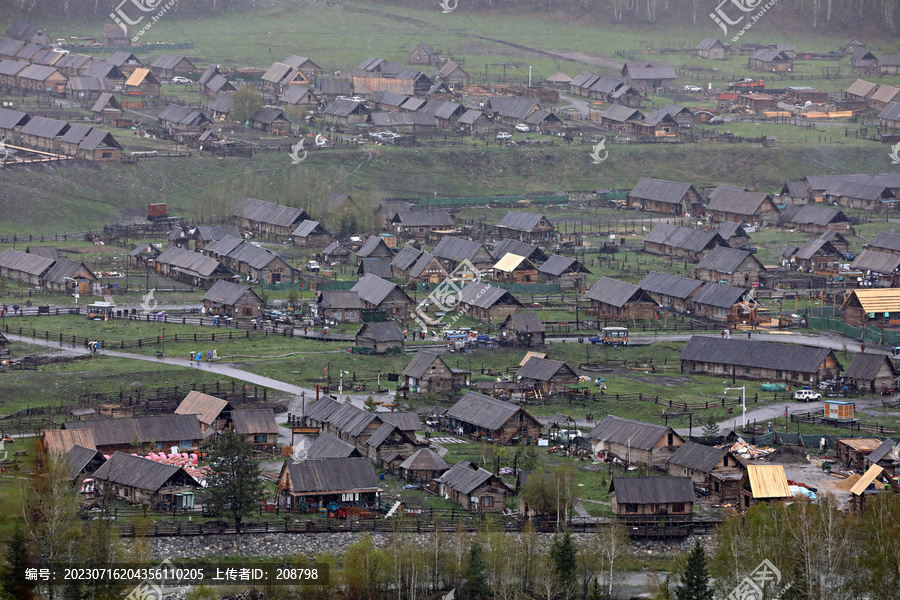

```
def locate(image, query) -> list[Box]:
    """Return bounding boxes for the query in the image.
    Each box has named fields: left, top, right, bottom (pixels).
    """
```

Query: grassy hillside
left=0, top=139, right=891, bottom=235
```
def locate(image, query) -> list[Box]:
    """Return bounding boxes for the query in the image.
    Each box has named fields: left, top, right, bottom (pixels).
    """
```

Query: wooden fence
left=790, top=410, right=900, bottom=435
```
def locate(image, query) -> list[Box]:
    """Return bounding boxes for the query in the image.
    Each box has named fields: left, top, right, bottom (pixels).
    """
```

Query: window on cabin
left=671, top=503, right=685, bottom=513
left=624, top=504, right=638, bottom=514
left=480, top=496, right=494, bottom=508
left=254, top=434, right=267, bottom=444
left=101, top=151, right=112, bottom=158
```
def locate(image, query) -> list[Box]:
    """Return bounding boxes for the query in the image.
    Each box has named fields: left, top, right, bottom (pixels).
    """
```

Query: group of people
left=87, top=341, right=101, bottom=353
left=189, top=349, right=217, bottom=364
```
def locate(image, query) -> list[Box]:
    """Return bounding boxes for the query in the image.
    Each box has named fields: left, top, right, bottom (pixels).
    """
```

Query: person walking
left=747, top=330, right=751, bottom=340
left=212, top=349, right=218, bottom=361
left=208, top=350, right=213, bottom=361
left=195, top=352, right=201, bottom=365
left=190, top=351, right=195, bottom=362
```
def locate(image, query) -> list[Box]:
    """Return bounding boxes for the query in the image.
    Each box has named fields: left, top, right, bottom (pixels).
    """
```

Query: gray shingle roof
left=868, top=232, right=900, bottom=252
left=150, top=54, right=193, bottom=71
left=42, top=258, right=92, bottom=285
left=502, top=312, right=545, bottom=333
left=318, top=290, right=361, bottom=310
left=327, top=403, right=378, bottom=438
left=640, top=109, right=678, bottom=127
left=459, top=282, right=520, bottom=309
left=21, top=116, right=69, bottom=139
left=202, top=280, right=253, bottom=306
left=825, top=180, right=892, bottom=202
left=516, top=357, right=573, bottom=381
left=638, top=272, right=704, bottom=299
left=402, top=352, right=446, bottom=379
left=0, top=248, right=54, bottom=276
left=360, top=257, right=393, bottom=279
left=305, top=397, right=342, bottom=424
left=196, top=224, right=240, bottom=242
left=878, top=102, right=900, bottom=122
left=679, top=336, right=836, bottom=373
left=357, top=235, right=391, bottom=258
left=307, top=432, right=360, bottom=459
left=697, top=38, right=723, bottom=50
left=0, top=59, right=26, bottom=76
left=622, top=61, right=678, bottom=80
left=231, top=409, right=278, bottom=435
left=851, top=249, right=900, bottom=273
left=323, top=98, right=366, bottom=117
left=0, top=106, right=28, bottom=130
left=400, top=448, right=449, bottom=472
left=497, top=211, right=550, bottom=232
left=844, top=353, right=897, bottom=381
left=611, top=476, right=694, bottom=504
left=154, top=246, right=224, bottom=278
left=250, top=106, right=288, bottom=125
left=585, top=277, right=647, bottom=307
left=93, top=452, right=201, bottom=491
left=446, top=391, right=522, bottom=430
left=644, top=224, right=724, bottom=252
left=356, top=320, right=404, bottom=343
left=157, top=104, right=210, bottom=127
left=351, top=274, right=401, bottom=306
left=749, top=49, right=791, bottom=63
left=377, top=411, right=421, bottom=432
left=279, top=85, right=315, bottom=104
left=365, top=422, right=397, bottom=448
left=794, top=237, right=839, bottom=261
left=492, top=239, right=546, bottom=262
left=369, top=111, right=436, bottom=127
left=667, top=441, right=728, bottom=473
left=690, top=282, right=747, bottom=308
left=220, top=239, right=284, bottom=270
left=600, top=104, right=643, bottom=123
left=231, top=197, right=309, bottom=228
left=779, top=204, right=845, bottom=227
left=391, top=245, right=423, bottom=271
left=292, top=220, right=330, bottom=237
left=283, top=457, right=378, bottom=494
left=867, top=439, right=897, bottom=465
left=587, top=415, right=675, bottom=450
left=714, top=222, right=747, bottom=240
left=629, top=177, right=696, bottom=204
left=17, top=64, right=62, bottom=82
left=436, top=460, right=496, bottom=494
left=486, top=96, right=540, bottom=120
left=409, top=252, right=442, bottom=279
left=65, top=445, right=105, bottom=479
left=433, top=236, right=486, bottom=262
left=706, top=186, right=773, bottom=216
left=63, top=414, right=202, bottom=447
left=695, top=246, right=757, bottom=274
left=457, top=109, right=485, bottom=125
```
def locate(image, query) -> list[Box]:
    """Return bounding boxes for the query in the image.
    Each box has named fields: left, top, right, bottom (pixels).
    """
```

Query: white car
left=683, top=85, right=702, bottom=93
left=349, top=96, right=365, bottom=102
left=496, top=132, right=512, bottom=140
left=793, top=389, right=822, bottom=402
left=515, top=123, right=530, bottom=132
left=171, top=76, right=192, bottom=85
left=52, top=47, right=69, bottom=54
left=305, top=261, right=320, bottom=272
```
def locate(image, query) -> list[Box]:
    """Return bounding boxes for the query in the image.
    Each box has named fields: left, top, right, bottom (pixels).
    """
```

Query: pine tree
left=0, top=522, right=35, bottom=600
left=463, top=541, right=489, bottom=600
left=204, top=431, right=265, bottom=533
left=675, top=541, right=713, bottom=600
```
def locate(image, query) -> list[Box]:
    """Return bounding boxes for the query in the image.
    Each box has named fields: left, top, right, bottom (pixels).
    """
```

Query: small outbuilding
left=355, top=321, right=405, bottom=354
left=399, top=448, right=449, bottom=483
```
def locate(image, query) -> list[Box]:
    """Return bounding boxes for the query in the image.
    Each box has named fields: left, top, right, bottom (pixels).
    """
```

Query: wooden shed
left=499, top=312, right=546, bottom=347
left=515, top=357, right=579, bottom=397
left=231, top=408, right=279, bottom=449
left=627, top=177, right=703, bottom=215
left=355, top=321, right=404, bottom=354
left=399, top=448, right=449, bottom=483
left=610, top=476, right=694, bottom=519
left=444, top=391, right=541, bottom=445
left=694, top=246, right=765, bottom=287
left=587, top=416, right=683, bottom=469
left=841, top=289, right=900, bottom=328
left=585, top=277, right=658, bottom=321
left=92, top=453, right=202, bottom=508
left=402, top=351, right=469, bottom=394
left=740, top=465, right=791, bottom=509
left=276, top=457, right=379, bottom=511
left=433, top=460, right=513, bottom=512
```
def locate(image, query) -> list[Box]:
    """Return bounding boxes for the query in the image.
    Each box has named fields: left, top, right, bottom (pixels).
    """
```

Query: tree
left=520, top=464, right=575, bottom=523
left=675, top=541, right=713, bottom=600
left=287, top=288, right=300, bottom=308
left=363, top=395, right=378, bottom=412
left=595, top=521, right=631, bottom=598
left=463, top=541, right=489, bottom=600
left=343, top=534, right=391, bottom=600
left=231, top=85, right=263, bottom=124
left=0, top=522, right=35, bottom=600
left=549, top=532, right=578, bottom=600
left=203, top=431, right=265, bottom=533
left=701, top=416, right=719, bottom=440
